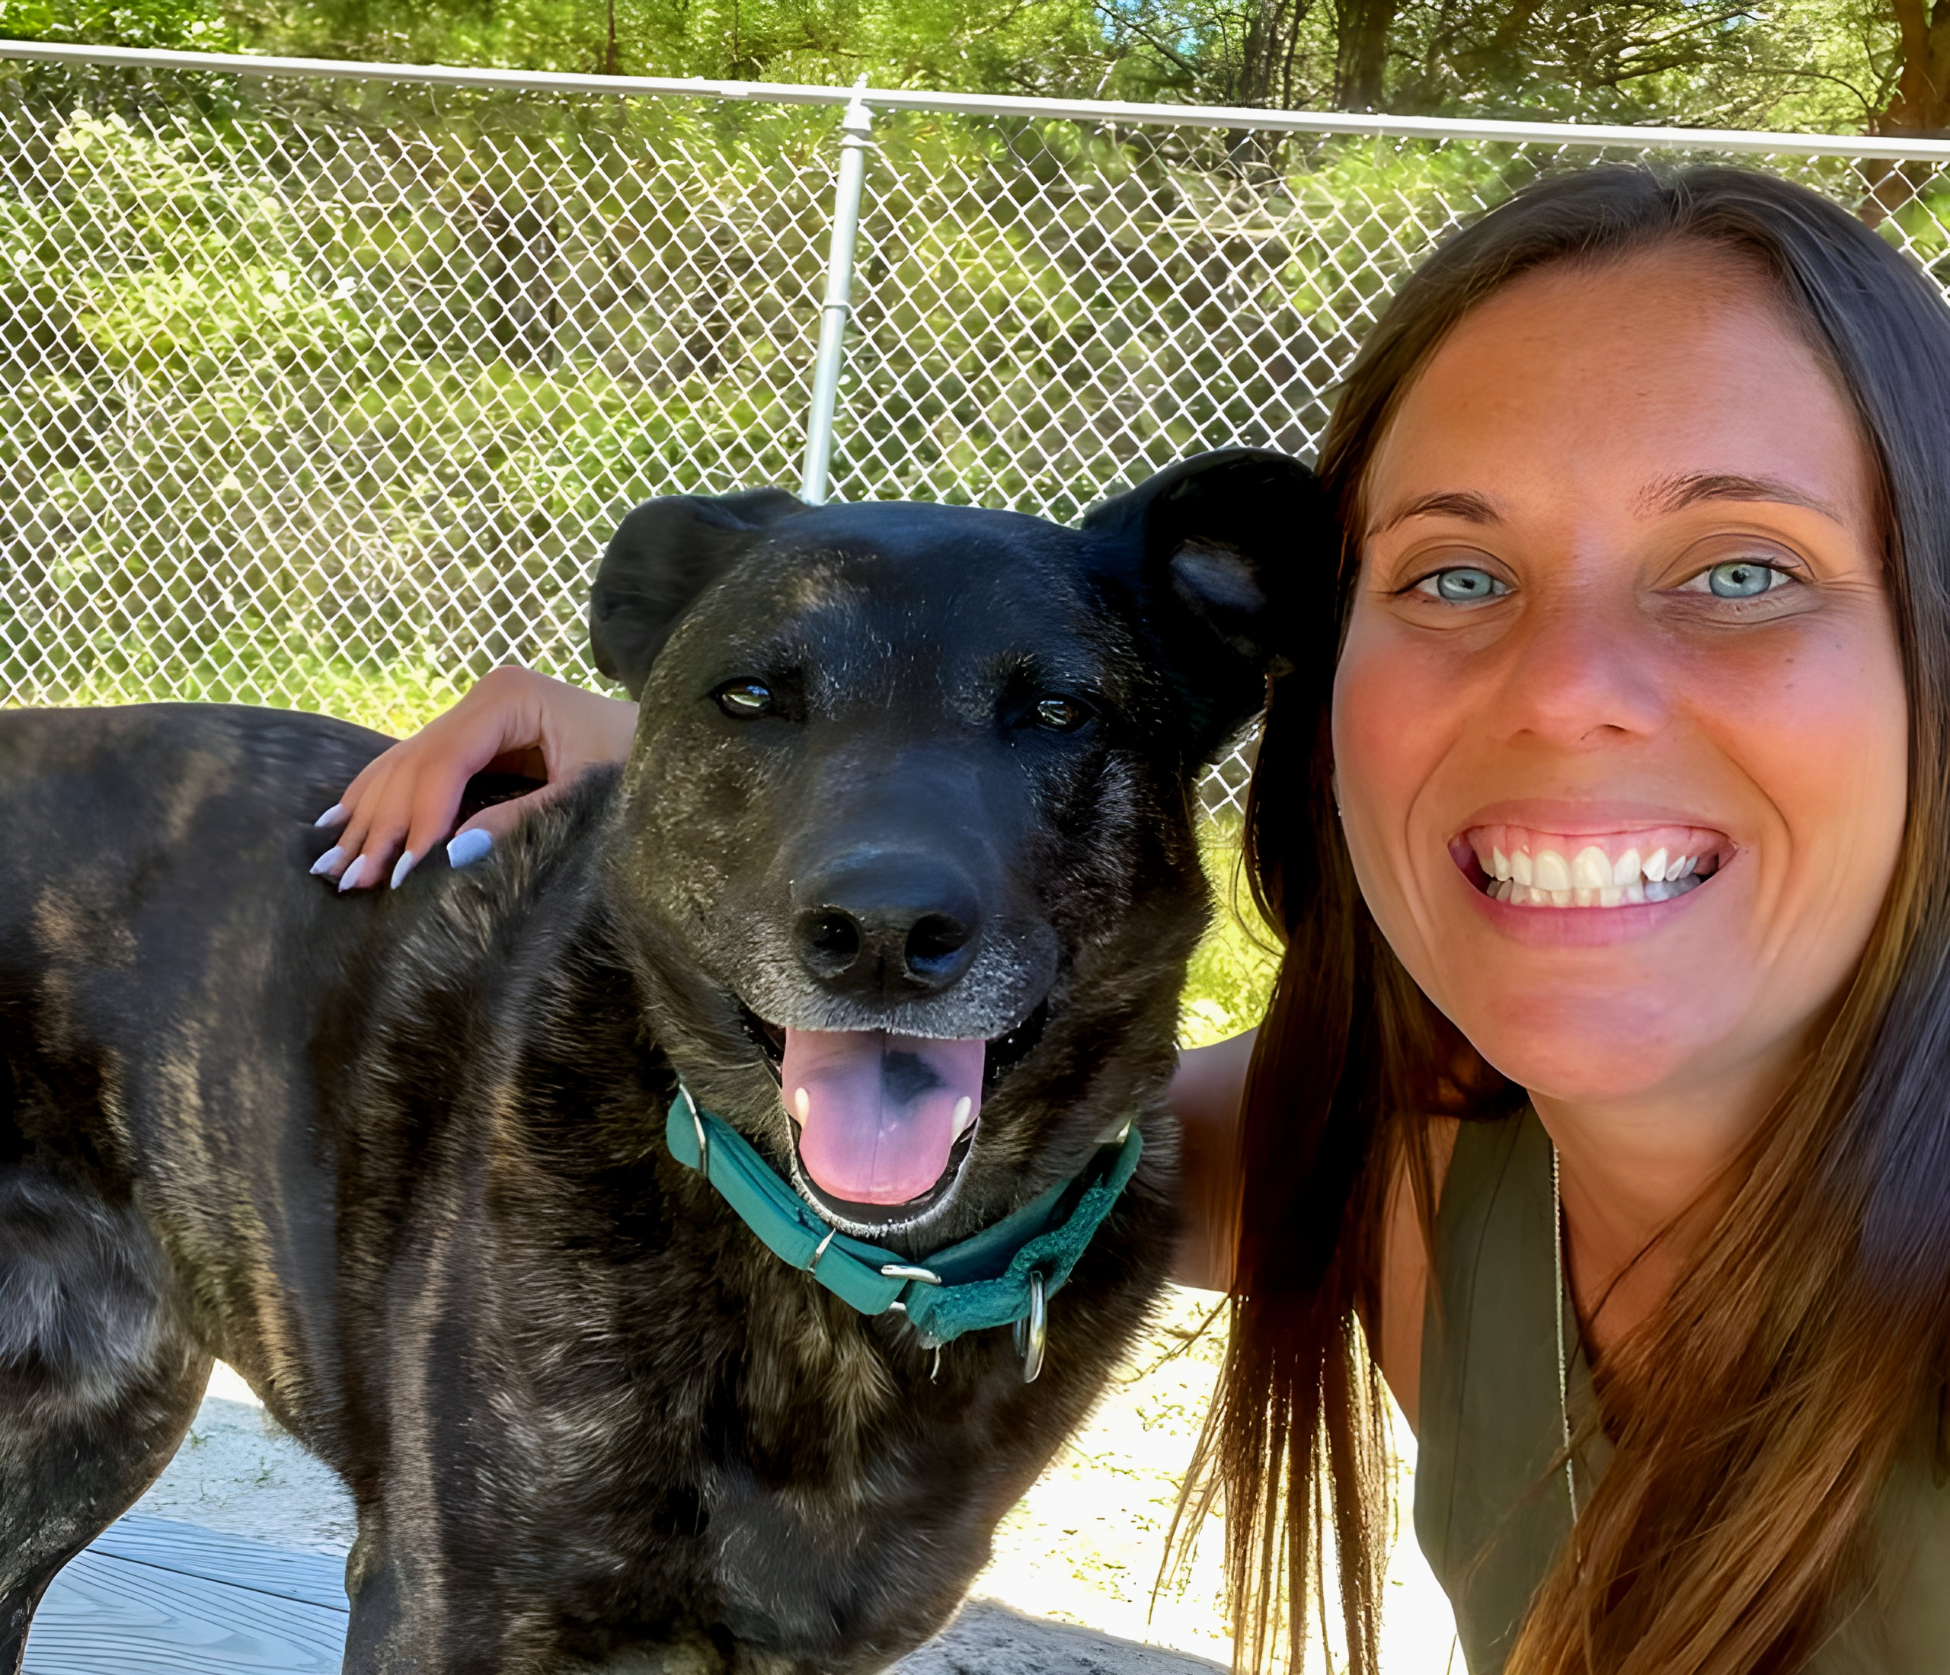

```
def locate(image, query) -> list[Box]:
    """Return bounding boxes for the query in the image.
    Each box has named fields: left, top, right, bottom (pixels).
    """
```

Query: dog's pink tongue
left=783, top=1030, right=986, bottom=1205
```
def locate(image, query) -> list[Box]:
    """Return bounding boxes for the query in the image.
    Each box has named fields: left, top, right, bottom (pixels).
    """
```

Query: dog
left=0, top=448, right=1326, bottom=1673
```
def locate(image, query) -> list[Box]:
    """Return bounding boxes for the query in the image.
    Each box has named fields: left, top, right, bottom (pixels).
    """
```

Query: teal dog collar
left=665, top=1081, right=1142, bottom=1381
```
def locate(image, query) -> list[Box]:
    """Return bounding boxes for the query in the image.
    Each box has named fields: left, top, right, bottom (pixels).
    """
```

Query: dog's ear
left=1081, top=448, right=1335, bottom=758
left=588, top=488, right=808, bottom=697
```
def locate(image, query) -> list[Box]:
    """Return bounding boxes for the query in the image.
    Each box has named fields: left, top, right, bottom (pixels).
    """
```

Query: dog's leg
left=0, top=1165, right=210, bottom=1675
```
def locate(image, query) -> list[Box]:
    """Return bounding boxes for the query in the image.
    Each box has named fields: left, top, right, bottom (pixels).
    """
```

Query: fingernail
left=337, top=855, right=369, bottom=893
left=389, top=851, right=416, bottom=890
left=310, top=846, right=344, bottom=878
left=446, top=829, right=493, bottom=869
left=313, top=803, right=347, bottom=829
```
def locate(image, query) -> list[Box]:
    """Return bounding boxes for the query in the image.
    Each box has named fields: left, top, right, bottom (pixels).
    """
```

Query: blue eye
left=1703, top=560, right=1786, bottom=598
left=1416, top=566, right=1506, bottom=604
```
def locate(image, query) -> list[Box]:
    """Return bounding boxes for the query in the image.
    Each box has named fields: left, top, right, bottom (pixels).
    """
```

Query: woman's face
left=1333, top=247, right=1907, bottom=1111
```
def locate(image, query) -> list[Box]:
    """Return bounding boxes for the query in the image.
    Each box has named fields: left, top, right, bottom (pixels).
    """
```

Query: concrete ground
left=133, top=1288, right=1458, bottom=1672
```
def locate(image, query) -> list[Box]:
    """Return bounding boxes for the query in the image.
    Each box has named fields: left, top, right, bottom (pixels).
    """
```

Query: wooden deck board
left=22, top=1517, right=348, bottom=1675
left=21, top=1513, right=1223, bottom=1674
left=85, top=1517, right=348, bottom=1612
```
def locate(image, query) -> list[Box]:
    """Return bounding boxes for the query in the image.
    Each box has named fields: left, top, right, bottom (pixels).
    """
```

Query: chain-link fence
left=4, top=43, right=1950, bottom=808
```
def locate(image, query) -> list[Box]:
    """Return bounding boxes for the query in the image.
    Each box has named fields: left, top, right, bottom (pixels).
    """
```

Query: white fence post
left=799, top=80, right=873, bottom=506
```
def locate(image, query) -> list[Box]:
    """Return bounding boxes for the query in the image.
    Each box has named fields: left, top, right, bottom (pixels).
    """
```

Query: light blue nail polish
left=446, top=829, right=493, bottom=869
left=310, top=846, right=344, bottom=878
left=337, top=855, right=368, bottom=893
left=390, top=851, right=416, bottom=890
left=313, top=803, right=347, bottom=829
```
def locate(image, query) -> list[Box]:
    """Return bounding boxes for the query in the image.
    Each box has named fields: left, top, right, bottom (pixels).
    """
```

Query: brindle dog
left=0, top=449, right=1327, bottom=1674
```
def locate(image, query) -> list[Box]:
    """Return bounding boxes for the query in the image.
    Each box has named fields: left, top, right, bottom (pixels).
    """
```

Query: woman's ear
left=588, top=488, right=806, bottom=698
left=1082, top=449, right=1337, bottom=759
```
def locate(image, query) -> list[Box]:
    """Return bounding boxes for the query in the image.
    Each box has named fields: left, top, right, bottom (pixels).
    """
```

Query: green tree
left=0, top=0, right=233, bottom=49
left=221, top=0, right=1120, bottom=90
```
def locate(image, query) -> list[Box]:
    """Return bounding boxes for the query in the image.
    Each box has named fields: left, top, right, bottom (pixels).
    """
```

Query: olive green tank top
left=1413, top=1108, right=1950, bottom=1674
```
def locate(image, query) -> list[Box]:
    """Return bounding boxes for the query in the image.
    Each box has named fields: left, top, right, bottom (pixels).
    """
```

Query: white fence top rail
left=7, top=38, right=1950, bottom=161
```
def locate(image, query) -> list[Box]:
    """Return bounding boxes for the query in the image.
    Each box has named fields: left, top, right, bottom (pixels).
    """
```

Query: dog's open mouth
left=739, top=1002, right=1048, bottom=1229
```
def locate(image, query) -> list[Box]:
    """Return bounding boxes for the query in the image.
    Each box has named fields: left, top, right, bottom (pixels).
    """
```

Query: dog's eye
left=1030, top=695, right=1093, bottom=733
left=713, top=680, right=775, bottom=718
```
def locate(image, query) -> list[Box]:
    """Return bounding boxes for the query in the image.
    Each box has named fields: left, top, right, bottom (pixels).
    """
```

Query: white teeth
left=1483, top=850, right=1712, bottom=909
left=952, top=1095, right=975, bottom=1136
left=793, top=1086, right=811, bottom=1124
left=1571, top=846, right=1611, bottom=890
left=1642, top=875, right=1702, bottom=903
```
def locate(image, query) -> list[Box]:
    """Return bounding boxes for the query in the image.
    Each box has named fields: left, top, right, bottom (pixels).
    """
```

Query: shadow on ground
left=127, top=1371, right=1223, bottom=1673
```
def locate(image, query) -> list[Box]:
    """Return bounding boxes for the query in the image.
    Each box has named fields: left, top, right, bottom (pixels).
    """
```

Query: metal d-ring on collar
left=663, top=1079, right=1142, bottom=1385
left=1013, top=1271, right=1047, bottom=1382
left=691, top=1099, right=712, bottom=1183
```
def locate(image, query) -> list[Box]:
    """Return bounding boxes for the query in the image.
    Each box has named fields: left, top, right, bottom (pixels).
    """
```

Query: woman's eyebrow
left=1638, top=472, right=1843, bottom=521
left=1367, top=489, right=1501, bottom=535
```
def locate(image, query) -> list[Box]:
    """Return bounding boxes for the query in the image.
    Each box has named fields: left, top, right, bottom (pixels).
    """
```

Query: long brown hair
left=1192, top=164, right=1950, bottom=1674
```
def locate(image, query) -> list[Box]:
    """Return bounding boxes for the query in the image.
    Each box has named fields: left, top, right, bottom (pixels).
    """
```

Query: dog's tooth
left=952, top=1095, right=974, bottom=1136
left=309, top=845, right=344, bottom=878
left=793, top=1086, right=810, bottom=1125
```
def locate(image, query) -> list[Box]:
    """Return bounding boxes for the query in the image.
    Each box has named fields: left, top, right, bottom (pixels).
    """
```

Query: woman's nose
left=1491, top=582, right=1670, bottom=749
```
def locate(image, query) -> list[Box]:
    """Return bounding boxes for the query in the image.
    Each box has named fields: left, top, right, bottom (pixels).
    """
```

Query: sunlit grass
left=31, top=649, right=472, bottom=739
left=1180, top=810, right=1279, bottom=1048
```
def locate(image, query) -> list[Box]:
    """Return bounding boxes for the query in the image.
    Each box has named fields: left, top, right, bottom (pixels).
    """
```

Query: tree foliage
left=0, top=0, right=1934, bottom=146
left=0, top=0, right=233, bottom=51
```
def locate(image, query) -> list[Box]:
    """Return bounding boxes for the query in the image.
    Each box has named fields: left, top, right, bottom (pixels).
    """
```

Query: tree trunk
left=1333, top=0, right=1399, bottom=109
left=1878, top=0, right=1950, bottom=135
left=601, top=0, right=622, bottom=76
left=1239, top=0, right=1312, bottom=107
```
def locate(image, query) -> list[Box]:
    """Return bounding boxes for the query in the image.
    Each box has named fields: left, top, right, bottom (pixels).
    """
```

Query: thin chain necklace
left=1551, top=1141, right=1580, bottom=1523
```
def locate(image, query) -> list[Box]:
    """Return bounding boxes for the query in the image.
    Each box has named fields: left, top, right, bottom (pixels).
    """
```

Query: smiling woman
left=1202, top=166, right=1950, bottom=1675
left=298, top=163, right=1950, bottom=1675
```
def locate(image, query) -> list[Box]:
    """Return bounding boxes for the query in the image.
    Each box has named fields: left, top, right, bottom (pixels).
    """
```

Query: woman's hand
left=312, top=666, right=640, bottom=890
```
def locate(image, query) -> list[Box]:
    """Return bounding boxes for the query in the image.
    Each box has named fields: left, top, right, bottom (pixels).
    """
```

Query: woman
left=310, top=166, right=1950, bottom=1672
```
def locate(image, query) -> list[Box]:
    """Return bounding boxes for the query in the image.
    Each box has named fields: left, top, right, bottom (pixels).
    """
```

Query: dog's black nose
left=795, top=854, right=982, bottom=1000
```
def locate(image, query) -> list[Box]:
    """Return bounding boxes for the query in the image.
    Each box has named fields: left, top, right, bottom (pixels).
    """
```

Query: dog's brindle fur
left=0, top=451, right=1325, bottom=1673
